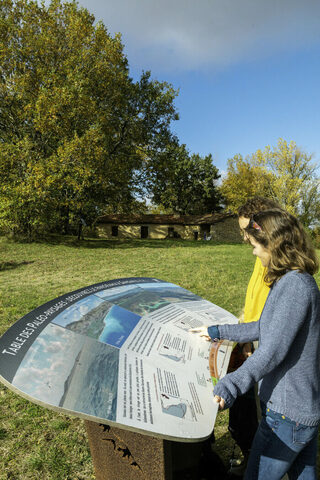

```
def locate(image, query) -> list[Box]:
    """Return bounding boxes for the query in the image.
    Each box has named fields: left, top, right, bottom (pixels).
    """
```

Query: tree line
left=0, top=0, right=319, bottom=239
left=221, top=138, right=320, bottom=228
left=0, top=0, right=222, bottom=237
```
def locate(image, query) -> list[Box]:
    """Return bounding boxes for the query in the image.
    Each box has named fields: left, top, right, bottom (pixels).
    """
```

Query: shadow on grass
left=31, top=235, right=242, bottom=250
left=213, top=430, right=239, bottom=470
left=0, top=260, right=35, bottom=271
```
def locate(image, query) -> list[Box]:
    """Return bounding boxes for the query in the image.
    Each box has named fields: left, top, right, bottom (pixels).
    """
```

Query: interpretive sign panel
left=0, top=277, right=237, bottom=442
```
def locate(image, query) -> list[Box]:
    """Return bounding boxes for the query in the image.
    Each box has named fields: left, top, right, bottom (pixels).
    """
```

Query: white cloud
left=44, top=340, right=65, bottom=354
left=12, top=326, right=86, bottom=404
left=73, top=0, right=320, bottom=72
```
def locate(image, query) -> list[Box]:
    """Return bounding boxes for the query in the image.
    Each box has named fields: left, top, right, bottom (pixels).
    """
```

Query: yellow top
left=243, top=257, right=270, bottom=323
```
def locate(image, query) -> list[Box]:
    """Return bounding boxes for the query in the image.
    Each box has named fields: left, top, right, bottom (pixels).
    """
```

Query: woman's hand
left=213, top=395, right=225, bottom=410
left=189, top=325, right=211, bottom=341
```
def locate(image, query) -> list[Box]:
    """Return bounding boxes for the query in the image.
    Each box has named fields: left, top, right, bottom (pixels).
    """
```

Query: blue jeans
left=244, top=405, right=318, bottom=480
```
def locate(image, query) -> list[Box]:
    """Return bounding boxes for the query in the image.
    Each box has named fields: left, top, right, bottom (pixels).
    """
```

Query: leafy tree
left=219, top=154, right=274, bottom=213
left=149, top=143, right=222, bottom=214
left=0, top=0, right=178, bottom=237
left=220, top=139, right=319, bottom=225
left=299, top=178, right=320, bottom=228
left=252, top=139, right=319, bottom=217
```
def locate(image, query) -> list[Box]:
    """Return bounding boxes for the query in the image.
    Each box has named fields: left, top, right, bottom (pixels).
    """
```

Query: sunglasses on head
left=249, top=217, right=262, bottom=231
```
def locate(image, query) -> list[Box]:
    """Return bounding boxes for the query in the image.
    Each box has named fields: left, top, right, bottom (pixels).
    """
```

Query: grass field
left=0, top=236, right=319, bottom=479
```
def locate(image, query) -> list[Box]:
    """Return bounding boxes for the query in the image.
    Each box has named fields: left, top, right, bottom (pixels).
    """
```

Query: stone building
left=95, top=213, right=241, bottom=242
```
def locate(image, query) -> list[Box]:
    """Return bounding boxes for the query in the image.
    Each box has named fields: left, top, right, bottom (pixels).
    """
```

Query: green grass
left=0, top=236, right=319, bottom=479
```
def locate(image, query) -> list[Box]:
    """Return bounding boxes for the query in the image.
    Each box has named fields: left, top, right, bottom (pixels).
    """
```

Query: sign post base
left=85, top=421, right=172, bottom=480
left=84, top=421, right=214, bottom=480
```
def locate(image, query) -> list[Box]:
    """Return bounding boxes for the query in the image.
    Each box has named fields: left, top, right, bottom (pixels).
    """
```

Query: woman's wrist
left=207, top=325, right=220, bottom=341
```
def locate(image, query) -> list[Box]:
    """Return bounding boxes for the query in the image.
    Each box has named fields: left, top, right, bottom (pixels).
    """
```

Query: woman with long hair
left=191, top=209, right=320, bottom=479
left=227, top=197, right=282, bottom=476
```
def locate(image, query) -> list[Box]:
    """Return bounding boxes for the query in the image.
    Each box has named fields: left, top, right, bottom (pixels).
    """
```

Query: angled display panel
left=0, top=277, right=237, bottom=442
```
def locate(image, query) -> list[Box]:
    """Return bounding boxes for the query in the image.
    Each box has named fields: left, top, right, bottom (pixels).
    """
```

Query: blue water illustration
left=162, top=403, right=187, bottom=418
left=99, top=304, right=141, bottom=348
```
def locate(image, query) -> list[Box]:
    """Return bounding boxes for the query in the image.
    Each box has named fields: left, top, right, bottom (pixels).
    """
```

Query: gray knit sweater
left=212, top=270, right=320, bottom=426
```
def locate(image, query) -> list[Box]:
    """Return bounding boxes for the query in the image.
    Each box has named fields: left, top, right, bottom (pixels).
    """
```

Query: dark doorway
left=111, top=225, right=118, bottom=237
left=141, top=226, right=149, bottom=239
left=168, top=227, right=174, bottom=238
left=200, top=224, right=211, bottom=240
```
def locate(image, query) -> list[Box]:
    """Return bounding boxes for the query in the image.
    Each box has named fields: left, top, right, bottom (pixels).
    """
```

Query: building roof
left=96, top=212, right=234, bottom=226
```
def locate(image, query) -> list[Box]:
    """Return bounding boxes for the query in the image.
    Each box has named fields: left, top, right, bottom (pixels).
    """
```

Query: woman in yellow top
left=228, top=197, right=281, bottom=476
left=243, top=256, right=269, bottom=324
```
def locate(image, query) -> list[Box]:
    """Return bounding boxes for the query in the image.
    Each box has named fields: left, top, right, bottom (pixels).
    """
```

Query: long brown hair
left=245, top=209, right=319, bottom=284
left=238, top=196, right=282, bottom=218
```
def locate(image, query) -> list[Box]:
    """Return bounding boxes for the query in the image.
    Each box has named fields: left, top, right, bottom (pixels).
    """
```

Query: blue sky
left=162, top=46, right=320, bottom=171
left=47, top=0, right=320, bottom=173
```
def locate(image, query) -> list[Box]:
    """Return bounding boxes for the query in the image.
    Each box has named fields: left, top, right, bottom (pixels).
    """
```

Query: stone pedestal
left=84, top=422, right=216, bottom=480
left=85, top=421, right=172, bottom=480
